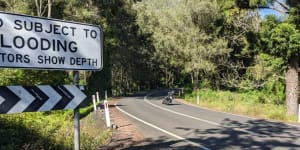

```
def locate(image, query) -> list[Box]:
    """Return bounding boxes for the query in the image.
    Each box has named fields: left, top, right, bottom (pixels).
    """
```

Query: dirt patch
left=99, top=100, right=144, bottom=150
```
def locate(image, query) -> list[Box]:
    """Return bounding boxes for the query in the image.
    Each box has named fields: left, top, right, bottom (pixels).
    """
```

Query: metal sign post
left=73, top=71, right=80, bottom=150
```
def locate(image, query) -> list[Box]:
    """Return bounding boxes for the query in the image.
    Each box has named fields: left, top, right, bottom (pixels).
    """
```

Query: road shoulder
left=100, top=99, right=144, bottom=150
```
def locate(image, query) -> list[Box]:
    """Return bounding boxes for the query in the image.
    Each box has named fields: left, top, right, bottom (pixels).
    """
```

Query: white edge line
left=144, top=96, right=287, bottom=136
left=146, top=92, right=299, bottom=128
left=116, top=105, right=210, bottom=150
left=176, top=99, right=300, bottom=128
left=177, top=99, right=256, bottom=119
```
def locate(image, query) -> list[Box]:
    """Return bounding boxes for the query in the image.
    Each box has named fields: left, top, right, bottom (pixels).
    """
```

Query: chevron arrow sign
left=0, top=85, right=86, bottom=114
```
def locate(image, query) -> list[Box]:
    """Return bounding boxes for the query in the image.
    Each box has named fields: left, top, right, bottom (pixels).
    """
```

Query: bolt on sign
left=0, top=12, right=103, bottom=70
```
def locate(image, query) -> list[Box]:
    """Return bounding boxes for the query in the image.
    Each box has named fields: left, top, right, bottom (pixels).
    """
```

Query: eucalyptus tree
left=218, top=0, right=300, bottom=116
left=134, top=0, right=183, bottom=87
left=134, top=0, right=231, bottom=90
left=212, top=0, right=265, bottom=91
left=257, top=0, right=300, bottom=116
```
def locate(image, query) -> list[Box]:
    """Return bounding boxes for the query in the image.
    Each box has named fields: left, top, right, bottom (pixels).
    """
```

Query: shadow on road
left=118, top=118, right=300, bottom=150
left=123, top=136, right=200, bottom=150
left=165, top=103, right=181, bottom=106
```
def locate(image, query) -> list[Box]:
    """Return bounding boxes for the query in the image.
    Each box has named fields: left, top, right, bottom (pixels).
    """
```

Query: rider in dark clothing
left=163, top=90, right=175, bottom=105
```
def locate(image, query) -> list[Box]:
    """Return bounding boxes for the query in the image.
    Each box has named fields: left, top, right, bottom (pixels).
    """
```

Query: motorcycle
left=162, top=91, right=174, bottom=105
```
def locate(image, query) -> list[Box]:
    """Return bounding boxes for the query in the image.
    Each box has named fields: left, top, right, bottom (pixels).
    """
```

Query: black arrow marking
left=23, top=86, right=49, bottom=112
left=0, top=87, right=20, bottom=114
left=52, top=86, right=74, bottom=110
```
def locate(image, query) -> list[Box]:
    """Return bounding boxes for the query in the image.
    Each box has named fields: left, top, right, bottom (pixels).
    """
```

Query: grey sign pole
left=73, top=71, right=80, bottom=150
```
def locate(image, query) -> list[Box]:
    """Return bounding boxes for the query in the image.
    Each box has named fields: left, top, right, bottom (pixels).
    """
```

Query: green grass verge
left=0, top=102, right=110, bottom=150
left=183, top=89, right=297, bottom=123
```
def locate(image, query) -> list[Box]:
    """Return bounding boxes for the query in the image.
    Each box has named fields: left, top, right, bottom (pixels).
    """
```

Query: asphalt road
left=116, top=90, right=300, bottom=150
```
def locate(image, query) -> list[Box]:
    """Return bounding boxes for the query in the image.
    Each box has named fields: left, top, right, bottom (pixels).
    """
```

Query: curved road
left=116, top=90, right=300, bottom=150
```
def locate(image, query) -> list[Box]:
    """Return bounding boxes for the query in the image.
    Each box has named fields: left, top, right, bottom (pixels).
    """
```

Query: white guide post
left=92, top=95, right=97, bottom=112
left=96, top=91, right=100, bottom=103
left=104, top=100, right=111, bottom=127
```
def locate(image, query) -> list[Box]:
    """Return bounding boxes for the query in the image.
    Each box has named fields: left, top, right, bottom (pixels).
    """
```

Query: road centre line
left=116, top=105, right=210, bottom=150
left=144, top=97, right=220, bottom=126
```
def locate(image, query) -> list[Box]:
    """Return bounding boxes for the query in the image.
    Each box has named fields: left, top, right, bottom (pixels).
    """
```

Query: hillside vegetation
left=0, top=0, right=300, bottom=149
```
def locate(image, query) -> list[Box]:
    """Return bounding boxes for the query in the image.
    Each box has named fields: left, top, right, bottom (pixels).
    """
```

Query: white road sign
left=0, top=12, right=102, bottom=70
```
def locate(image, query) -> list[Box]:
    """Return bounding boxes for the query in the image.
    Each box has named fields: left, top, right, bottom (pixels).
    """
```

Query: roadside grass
left=0, top=103, right=111, bottom=150
left=80, top=110, right=111, bottom=150
left=183, top=89, right=297, bottom=123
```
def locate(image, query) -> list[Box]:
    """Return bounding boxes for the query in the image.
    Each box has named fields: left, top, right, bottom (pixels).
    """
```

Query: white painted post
left=197, top=95, right=199, bottom=105
left=92, top=95, right=97, bottom=112
left=96, top=92, right=100, bottom=110
left=104, top=100, right=111, bottom=127
left=105, top=90, right=107, bottom=100
left=298, top=104, right=300, bottom=123
left=96, top=92, right=100, bottom=103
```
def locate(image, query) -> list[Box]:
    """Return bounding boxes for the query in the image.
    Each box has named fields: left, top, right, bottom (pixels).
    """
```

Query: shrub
left=0, top=103, right=110, bottom=150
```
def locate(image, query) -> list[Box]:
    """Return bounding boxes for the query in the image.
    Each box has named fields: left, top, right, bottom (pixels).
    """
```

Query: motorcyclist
left=163, top=90, right=175, bottom=105
left=168, top=90, right=174, bottom=99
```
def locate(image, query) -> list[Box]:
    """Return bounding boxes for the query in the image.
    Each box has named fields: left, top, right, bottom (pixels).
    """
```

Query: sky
left=259, top=8, right=286, bottom=19
left=258, top=0, right=289, bottom=20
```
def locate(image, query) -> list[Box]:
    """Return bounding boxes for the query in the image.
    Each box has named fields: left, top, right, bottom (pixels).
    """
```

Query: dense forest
left=0, top=0, right=300, bottom=149
left=0, top=0, right=299, bottom=115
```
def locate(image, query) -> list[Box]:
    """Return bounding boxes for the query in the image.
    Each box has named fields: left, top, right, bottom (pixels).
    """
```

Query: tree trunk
left=35, top=0, right=42, bottom=16
left=193, top=70, right=199, bottom=91
left=285, top=56, right=299, bottom=116
left=47, top=0, right=52, bottom=18
left=165, top=67, right=168, bottom=86
left=35, top=0, right=50, bottom=17
left=191, top=73, right=194, bottom=85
